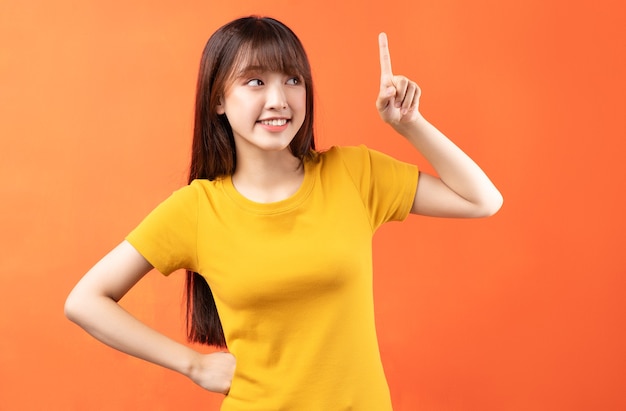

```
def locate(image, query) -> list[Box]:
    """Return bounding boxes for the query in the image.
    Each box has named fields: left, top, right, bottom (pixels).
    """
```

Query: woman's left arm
left=376, top=33, right=503, bottom=218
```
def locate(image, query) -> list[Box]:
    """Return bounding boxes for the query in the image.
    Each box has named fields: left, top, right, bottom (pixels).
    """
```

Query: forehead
left=227, top=40, right=304, bottom=79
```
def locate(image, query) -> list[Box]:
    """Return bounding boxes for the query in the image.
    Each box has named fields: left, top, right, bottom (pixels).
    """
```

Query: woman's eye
left=286, top=77, right=300, bottom=85
left=246, top=79, right=263, bottom=86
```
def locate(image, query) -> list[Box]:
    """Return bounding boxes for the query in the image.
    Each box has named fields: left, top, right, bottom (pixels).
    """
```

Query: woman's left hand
left=375, top=33, right=422, bottom=127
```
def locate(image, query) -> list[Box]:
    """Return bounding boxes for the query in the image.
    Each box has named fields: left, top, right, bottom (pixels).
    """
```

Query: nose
left=265, top=83, right=288, bottom=110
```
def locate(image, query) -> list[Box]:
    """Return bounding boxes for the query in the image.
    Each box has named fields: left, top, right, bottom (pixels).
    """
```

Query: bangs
left=228, top=24, right=311, bottom=81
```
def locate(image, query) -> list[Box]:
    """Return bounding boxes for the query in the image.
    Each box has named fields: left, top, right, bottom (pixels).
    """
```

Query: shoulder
left=316, top=145, right=372, bottom=171
left=183, top=179, right=224, bottom=199
left=317, top=145, right=403, bottom=175
left=319, top=145, right=369, bottom=161
left=150, top=179, right=220, bottom=216
left=314, top=145, right=417, bottom=188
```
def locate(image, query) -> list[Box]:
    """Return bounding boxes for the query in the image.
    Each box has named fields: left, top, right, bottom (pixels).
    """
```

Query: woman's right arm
left=64, top=240, right=235, bottom=394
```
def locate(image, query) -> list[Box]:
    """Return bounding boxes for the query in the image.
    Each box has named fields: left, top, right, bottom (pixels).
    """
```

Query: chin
left=255, top=137, right=296, bottom=153
left=234, top=134, right=297, bottom=156
left=260, top=143, right=293, bottom=153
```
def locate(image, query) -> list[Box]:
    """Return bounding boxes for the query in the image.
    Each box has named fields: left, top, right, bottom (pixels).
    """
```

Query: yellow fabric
left=126, top=145, right=418, bottom=410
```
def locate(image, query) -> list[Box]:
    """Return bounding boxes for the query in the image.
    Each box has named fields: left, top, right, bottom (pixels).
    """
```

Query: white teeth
left=260, top=119, right=287, bottom=126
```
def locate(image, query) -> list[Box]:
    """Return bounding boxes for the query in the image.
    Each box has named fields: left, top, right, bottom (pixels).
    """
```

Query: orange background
left=1, top=0, right=625, bottom=410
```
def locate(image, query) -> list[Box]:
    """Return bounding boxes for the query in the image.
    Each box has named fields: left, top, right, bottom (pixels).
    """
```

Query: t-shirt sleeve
left=337, top=145, right=419, bottom=230
left=125, top=184, right=199, bottom=275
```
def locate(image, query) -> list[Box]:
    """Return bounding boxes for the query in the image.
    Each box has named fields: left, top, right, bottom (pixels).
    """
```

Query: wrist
left=391, top=112, right=428, bottom=137
left=180, top=347, right=203, bottom=380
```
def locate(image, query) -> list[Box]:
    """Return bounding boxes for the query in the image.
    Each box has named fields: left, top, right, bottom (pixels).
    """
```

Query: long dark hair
left=185, top=16, right=316, bottom=347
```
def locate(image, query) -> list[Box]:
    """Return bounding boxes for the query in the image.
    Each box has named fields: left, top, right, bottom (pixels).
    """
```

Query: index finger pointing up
left=378, top=32, right=393, bottom=81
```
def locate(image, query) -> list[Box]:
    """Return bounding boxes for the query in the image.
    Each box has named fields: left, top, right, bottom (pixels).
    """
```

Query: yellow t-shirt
left=126, top=145, right=418, bottom=410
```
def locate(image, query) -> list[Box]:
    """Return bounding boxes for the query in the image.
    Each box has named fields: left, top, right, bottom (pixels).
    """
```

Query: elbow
left=64, top=288, right=88, bottom=325
left=64, top=291, right=80, bottom=324
left=477, top=190, right=503, bottom=218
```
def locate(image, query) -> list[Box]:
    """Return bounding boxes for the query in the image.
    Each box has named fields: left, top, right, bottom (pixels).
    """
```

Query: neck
left=232, top=150, right=304, bottom=203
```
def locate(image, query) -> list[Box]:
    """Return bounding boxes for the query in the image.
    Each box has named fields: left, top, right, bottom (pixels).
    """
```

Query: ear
left=216, top=96, right=225, bottom=115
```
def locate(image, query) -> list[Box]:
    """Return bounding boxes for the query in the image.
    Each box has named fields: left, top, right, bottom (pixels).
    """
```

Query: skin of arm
left=64, top=240, right=236, bottom=394
left=376, top=33, right=503, bottom=218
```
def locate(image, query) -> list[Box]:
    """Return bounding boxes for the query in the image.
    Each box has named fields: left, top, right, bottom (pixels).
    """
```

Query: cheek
left=223, top=93, right=251, bottom=118
left=293, top=90, right=307, bottom=113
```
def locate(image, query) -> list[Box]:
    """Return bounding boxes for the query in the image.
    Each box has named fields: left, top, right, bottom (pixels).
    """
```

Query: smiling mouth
left=259, top=119, right=288, bottom=126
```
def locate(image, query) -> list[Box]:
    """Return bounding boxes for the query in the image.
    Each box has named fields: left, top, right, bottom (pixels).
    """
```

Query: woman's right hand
left=188, top=351, right=237, bottom=394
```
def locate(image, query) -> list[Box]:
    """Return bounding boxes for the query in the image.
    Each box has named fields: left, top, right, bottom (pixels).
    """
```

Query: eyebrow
left=233, top=63, right=304, bottom=80
left=233, top=65, right=267, bottom=78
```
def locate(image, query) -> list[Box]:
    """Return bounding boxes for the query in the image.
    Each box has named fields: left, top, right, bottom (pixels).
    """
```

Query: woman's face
left=217, top=66, right=306, bottom=159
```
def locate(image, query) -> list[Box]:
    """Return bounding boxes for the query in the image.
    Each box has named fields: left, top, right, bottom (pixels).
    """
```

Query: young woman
left=65, top=16, right=502, bottom=410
